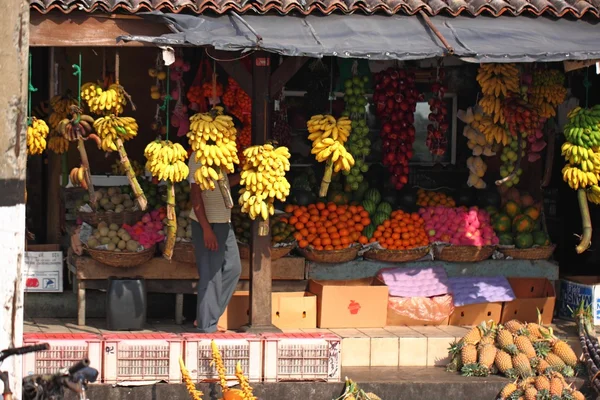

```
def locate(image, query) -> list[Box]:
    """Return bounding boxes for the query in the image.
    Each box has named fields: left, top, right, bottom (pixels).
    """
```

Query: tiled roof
left=30, top=0, right=600, bottom=17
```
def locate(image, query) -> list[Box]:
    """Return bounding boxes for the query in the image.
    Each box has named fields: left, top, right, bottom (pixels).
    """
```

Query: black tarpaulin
left=119, top=12, right=600, bottom=62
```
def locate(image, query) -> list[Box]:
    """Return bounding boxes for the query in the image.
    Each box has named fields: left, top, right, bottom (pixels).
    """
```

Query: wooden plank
left=75, top=255, right=305, bottom=280
left=270, top=56, right=308, bottom=94
left=213, top=50, right=253, bottom=95
left=81, top=279, right=308, bottom=293
left=29, top=13, right=171, bottom=47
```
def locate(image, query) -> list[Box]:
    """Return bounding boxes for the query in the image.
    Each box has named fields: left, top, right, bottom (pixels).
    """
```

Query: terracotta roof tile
left=29, top=0, right=600, bottom=17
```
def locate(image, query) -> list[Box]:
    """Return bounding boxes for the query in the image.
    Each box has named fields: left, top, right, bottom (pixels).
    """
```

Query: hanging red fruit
left=426, top=67, right=449, bottom=156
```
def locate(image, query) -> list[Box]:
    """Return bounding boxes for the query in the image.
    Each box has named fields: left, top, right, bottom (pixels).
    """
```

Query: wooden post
left=0, top=0, right=29, bottom=398
left=46, top=47, right=62, bottom=243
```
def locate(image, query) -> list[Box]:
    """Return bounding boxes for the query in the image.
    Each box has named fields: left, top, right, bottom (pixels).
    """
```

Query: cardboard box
left=449, top=303, right=503, bottom=326
left=501, top=278, right=556, bottom=325
left=218, top=291, right=318, bottom=330
left=24, top=244, right=63, bottom=293
left=557, top=276, right=600, bottom=325
left=308, top=278, right=388, bottom=329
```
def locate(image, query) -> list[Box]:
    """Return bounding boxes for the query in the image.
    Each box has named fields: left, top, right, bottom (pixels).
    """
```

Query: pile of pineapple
left=447, top=319, right=585, bottom=400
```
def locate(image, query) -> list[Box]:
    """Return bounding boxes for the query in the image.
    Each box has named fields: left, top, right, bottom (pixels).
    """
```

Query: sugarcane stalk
left=216, top=168, right=234, bottom=209
left=319, top=160, right=333, bottom=197
left=163, top=181, right=177, bottom=260
left=576, top=188, right=592, bottom=254
left=115, top=137, right=148, bottom=211
left=76, top=138, right=97, bottom=208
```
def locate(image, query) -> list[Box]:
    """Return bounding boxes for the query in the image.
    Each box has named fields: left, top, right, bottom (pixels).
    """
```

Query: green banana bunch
left=563, top=106, right=600, bottom=149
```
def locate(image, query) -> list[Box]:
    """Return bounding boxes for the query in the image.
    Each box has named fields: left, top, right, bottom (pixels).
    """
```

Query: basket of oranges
left=416, top=189, right=456, bottom=208
left=363, top=210, right=431, bottom=263
left=286, top=202, right=370, bottom=264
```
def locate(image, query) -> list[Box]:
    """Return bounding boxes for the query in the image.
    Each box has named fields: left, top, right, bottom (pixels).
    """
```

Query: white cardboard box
left=24, top=245, right=63, bottom=293
left=557, top=276, right=600, bottom=325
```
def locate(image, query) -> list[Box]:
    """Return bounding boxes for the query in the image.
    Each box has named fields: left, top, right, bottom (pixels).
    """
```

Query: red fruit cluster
left=503, top=97, right=547, bottom=162
left=187, top=86, right=204, bottom=104
left=272, top=91, right=292, bottom=147
left=426, top=71, right=449, bottom=156
left=373, top=68, right=423, bottom=190
left=201, top=81, right=223, bottom=98
left=223, top=77, right=252, bottom=163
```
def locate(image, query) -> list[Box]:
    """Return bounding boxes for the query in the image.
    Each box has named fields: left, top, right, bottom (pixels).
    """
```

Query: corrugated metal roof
left=29, top=0, right=600, bottom=17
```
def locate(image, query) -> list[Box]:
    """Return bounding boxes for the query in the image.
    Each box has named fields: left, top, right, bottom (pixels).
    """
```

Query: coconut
left=117, top=228, right=127, bottom=237
left=115, top=204, right=125, bottom=213
left=98, top=227, right=110, bottom=237
left=99, top=198, right=110, bottom=207
left=123, top=199, right=134, bottom=209
left=126, top=240, right=140, bottom=252
left=93, top=231, right=102, bottom=239
left=120, top=232, right=131, bottom=242
left=100, top=237, right=112, bottom=245
left=111, top=236, right=120, bottom=245
left=103, top=202, right=115, bottom=211
left=109, top=223, right=119, bottom=231
left=98, top=221, right=108, bottom=229
left=107, top=230, right=117, bottom=238
left=118, top=240, right=127, bottom=250
left=107, top=187, right=120, bottom=197
left=87, top=238, right=99, bottom=248
left=106, top=243, right=116, bottom=251
left=110, top=195, right=124, bottom=205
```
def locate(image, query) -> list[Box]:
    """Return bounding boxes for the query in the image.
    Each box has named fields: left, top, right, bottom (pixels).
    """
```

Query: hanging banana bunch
left=306, top=114, right=355, bottom=197
left=239, top=144, right=291, bottom=221
left=81, top=81, right=128, bottom=116
left=26, top=117, right=50, bottom=155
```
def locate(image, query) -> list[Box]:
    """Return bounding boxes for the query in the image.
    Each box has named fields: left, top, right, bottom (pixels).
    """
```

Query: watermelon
left=363, top=224, right=376, bottom=240
left=512, top=215, right=534, bottom=233
left=515, top=232, right=534, bottom=249
left=498, top=233, right=514, bottom=246
left=532, top=230, right=550, bottom=246
left=504, top=200, right=521, bottom=218
left=372, top=212, right=388, bottom=227
left=363, top=189, right=381, bottom=205
left=362, top=200, right=378, bottom=215
left=493, top=214, right=512, bottom=233
left=353, top=181, right=369, bottom=202
left=376, top=202, right=393, bottom=216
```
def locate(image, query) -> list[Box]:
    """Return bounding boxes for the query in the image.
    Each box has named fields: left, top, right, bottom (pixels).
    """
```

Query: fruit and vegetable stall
left=23, top=38, right=600, bottom=331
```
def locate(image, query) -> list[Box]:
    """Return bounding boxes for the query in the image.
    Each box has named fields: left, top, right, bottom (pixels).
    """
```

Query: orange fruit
left=358, top=236, right=368, bottom=245
left=298, top=240, right=309, bottom=249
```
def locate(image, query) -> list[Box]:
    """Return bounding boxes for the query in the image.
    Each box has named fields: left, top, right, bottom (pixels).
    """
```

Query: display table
left=72, top=255, right=306, bottom=326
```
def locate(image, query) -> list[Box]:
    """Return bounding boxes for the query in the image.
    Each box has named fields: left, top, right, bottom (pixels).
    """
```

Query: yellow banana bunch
left=586, top=185, right=600, bottom=205
left=47, top=134, right=70, bottom=154
left=93, top=115, right=139, bottom=152
left=311, top=138, right=355, bottom=173
left=69, top=165, right=89, bottom=190
left=26, top=117, right=49, bottom=155
left=561, top=142, right=600, bottom=173
left=239, top=144, right=291, bottom=221
left=306, top=114, right=352, bottom=144
left=476, top=64, right=520, bottom=97
left=478, top=95, right=506, bottom=124
left=562, top=165, right=598, bottom=190
left=562, top=105, right=600, bottom=192
left=81, top=82, right=128, bottom=115
left=48, top=111, right=65, bottom=130
left=144, top=140, right=190, bottom=183
left=530, top=69, right=567, bottom=116
left=49, top=95, right=78, bottom=116
left=474, top=115, right=509, bottom=146
left=188, top=110, right=237, bottom=144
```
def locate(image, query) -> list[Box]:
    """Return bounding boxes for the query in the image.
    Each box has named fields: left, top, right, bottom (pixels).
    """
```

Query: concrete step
left=75, top=367, right=591, bottom=400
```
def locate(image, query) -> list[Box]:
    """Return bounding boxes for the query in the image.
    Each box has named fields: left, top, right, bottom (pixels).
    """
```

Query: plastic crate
left=22, top=333, right=102, bottom=380
left=182, top=333, right=262, bottom=382
left=262, top=333, right=341, bottom=382
left=102, top=333, right=183, bottom=383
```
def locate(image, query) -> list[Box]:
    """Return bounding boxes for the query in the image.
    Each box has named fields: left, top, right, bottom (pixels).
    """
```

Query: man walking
left=188, top=154, right=242, bottom=333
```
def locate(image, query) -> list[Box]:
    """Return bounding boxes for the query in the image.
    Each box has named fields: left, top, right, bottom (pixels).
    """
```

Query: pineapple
left=365, top=393, right=381, bottom=400
left=545, top=353, right=566, bottom=369
left=497, top=328, right=515, bottom=348
left=463, top=325, right=482, bottom=345
left=536, top=389, right=551, bottom=400
left=478, top=343, right=497, bottom=370
left=533, top=341, right=551, bottom=358
left=549, top=375, right=564, bottom=397
left=446, top=340, right=463, bottom=372
left=526, top=323, right=542, bottom=339
left=505, top=320, right=525, bottom=334
left=499, top=382, right=518, bottom=399
left=495, top=349, right=514, bottom=374
left=572, top=390, right=586, bottom=400
left=515, top=335, right=537, bottom=358
left=561, top=365, right=575, bottom=377
left=535, top=358, right=550, bottom=374
left=461, top=343, right=477, bottom=365
left=512, top=353, right=533, bottom=377
left=534, top=375, right=550, bottom=391
left=524, top=387, right=537, bottom=400
left=551, top=340, right=578, bottom=367
left=480, top=335, right=495, bottom=346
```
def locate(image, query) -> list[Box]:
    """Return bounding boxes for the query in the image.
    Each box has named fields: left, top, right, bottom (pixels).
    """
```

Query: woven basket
left=159, top=241, right=196, bottom=264
left=298, top=245, right=360, bottom=264
left=500, top=244, right=556, bottom=260
left=77, top=210, right=144, bottom=227
left=238, top=242, right=296, bottom=261
left=364, top=246, right=431, bottom=263
left=86, top=245, right=156, bottom=268
left=433, top=245, right=495, bottom=262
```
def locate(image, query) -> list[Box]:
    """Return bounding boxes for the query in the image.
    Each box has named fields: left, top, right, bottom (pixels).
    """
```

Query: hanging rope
left=583, top=67, right=592, bottom=108
left=160, top=66, right=172, bottom=141
left=28, top=53, right=38, bottom=125
left=72, top=52, right=82, bottom=123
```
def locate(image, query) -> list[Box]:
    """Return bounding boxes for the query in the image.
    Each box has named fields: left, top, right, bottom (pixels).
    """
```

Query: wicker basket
left=500, top=244, right=556, bottom=260
left=364, top=246, right=431, bottom=263
left=433, top=245, right=495, bottom=262
left=77, top=210, right=144, bottom=227
left=159, top=241, right=196, bottom=264
left=298, top=245, right=360, bottom=264
left=86, top=245, right=156, bottom=268
left=238, top=242, right=296, bottom=261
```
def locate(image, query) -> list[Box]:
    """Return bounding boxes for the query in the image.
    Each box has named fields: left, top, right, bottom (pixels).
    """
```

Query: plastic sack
left=387, top=294, right=454, bottom=323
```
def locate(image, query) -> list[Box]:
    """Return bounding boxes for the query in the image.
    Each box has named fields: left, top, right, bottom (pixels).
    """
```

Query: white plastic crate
left=262, top=333, right=341, bottom=382
left=182, top=333, right=262, bottom=382
left=22, top=333, right=102, bottom=380
left=102, top=333, right=182, bottom=383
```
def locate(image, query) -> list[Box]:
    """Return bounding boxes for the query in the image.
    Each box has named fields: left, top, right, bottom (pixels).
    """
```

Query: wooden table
left=72, top=255, right=307, bottom=326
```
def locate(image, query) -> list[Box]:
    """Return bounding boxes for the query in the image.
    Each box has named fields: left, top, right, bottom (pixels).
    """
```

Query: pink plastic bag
left=387, top=294, right=454, bottom=323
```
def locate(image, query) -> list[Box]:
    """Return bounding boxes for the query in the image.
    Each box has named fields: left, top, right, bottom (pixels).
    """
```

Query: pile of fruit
left=503, top=98, right=547, bottom=163
left=233, top=208, right=296, bottom=246
left=86, top=187, right=137, bottom=213
left=285, top=203, right=370, bottom=250
left=342, top=75, right=370, bottom=118
left=360, top=188, right=393, bottom=233
left=420, top=206, right=499, bottom=247
left=123, top=210, right=166, bottom=248
left=529, top=69, right=568, bottom=118
left=491, top=190, right=550, bottom=249
left=446, top=319, right=584, bottom=400
left=426, top=70, right=449, bottom=156
left=498, top=136, right=525, bottom=188
left=87, top=221, right=145, bottom=252
left=139, top=179, right=161, bottom=210
left=373, top=68, right=422, bottom=189
left=173, top=210, right=193, bottom=241
left=416, top=189, right=456, bottom=207
left=368, top=210, right=429, bottom=250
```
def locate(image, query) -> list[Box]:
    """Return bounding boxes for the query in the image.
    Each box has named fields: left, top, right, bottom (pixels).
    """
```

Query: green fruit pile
left=491, top=199, right=551, bottom=249
left=499, top=136, right=524, bottom=188
left=341, top=76, right=369, bottom=119
left=232, top=207, right=296, bottom=246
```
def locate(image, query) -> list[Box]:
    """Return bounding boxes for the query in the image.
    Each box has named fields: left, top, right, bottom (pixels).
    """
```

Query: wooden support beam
left=270, top=56, right=308, bottom=94
left=29, top=12, right=170, bottom=47
left=46, top=48, right=61, bottom=244
left=212, top=50, right=253, bottom=95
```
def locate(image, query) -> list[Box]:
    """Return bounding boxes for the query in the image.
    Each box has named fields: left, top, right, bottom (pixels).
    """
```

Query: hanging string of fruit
left=529, top=69, right=568, bottom=118
left=304, top=59, right=331, bottom=117
left=306, top=114, right=354, bottom=196
left=169, top=55, right=191, bottom=138
left=26, top=54, right=50, bottom=156
left=239, top=144, right=291, bottom=221
left=272, top=90, right=292, bottom=148
left=458, top=107, right=495, bottom=189
left=47, top=93, right=77, bottom=154
left=373, top=68, right=422, bottom=190
left=341, top=67, right=371, bottom=192
left=223, top=76, right=252, bottom=163
left=187, top=107, right=239, bottom=208
left=426, top=64, right=449, bottom=157
left=148, top=54, right=169, bottom=136
left=86, top=50, right=148, bottom=211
